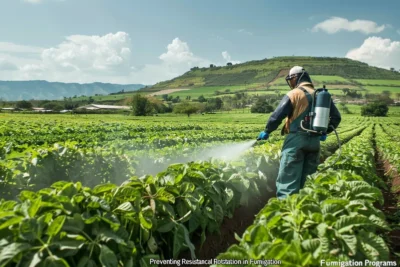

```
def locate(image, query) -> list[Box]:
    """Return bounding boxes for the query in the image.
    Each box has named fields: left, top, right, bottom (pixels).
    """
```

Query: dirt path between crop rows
left=179, top=184, right=276, bottom=266
left=373, top=127, right=400, bottom=261
left=178, top=131, right=362, bottom=266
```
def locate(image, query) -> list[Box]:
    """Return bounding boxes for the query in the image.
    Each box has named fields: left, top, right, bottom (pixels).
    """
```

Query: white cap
left=289, top=66, right=305, bottom=76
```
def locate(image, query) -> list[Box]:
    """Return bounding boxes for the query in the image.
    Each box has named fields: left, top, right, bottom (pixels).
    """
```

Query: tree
left=16, top=100, right=32, bottom=109
left=215, top=97, right=223, bottom=110
left=227, top=62, right=232, bottom=66
left=172, top=96, right=181, bottom=103
left=361, top=101, right=388, bottom=117
left=147, top=96, right=167, bottom=113
left=162, top=94, right=168, bottom=101
left=88, top=96, right=95, bottom=104
left=251, top=97, right=274, bottom=113
left=173, top=101, right=202, bottom=117
left=131, top=94, right=154, bottom=116
left=198, top=95, right=207, bottom=103
left=390, top=67, right=395, bottom=72
left=210, top=64, right=215, bottom=68
left=42, top=102, right=64, bottom=111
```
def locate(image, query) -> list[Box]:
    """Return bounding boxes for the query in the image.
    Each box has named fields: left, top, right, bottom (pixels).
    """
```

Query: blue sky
left=0, top=0, right=399, bottom=84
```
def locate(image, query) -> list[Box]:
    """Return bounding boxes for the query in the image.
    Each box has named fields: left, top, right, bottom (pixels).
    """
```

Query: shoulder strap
left=297, top=86, right=312, bottom=105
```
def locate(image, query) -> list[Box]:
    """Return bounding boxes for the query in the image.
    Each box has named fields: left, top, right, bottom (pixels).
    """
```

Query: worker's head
left=285, top=66, right=312, bottom=89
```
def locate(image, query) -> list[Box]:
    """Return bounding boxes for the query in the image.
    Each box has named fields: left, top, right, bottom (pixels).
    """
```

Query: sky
left=0, top=0, right=399, bottom=85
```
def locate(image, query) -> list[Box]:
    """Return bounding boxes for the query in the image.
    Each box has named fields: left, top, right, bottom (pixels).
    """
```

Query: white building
left=77, top=104, right=130, bottom=110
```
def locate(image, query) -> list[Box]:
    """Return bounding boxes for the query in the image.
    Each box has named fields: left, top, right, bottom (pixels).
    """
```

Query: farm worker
left=257, top=66, right=341, bottom=199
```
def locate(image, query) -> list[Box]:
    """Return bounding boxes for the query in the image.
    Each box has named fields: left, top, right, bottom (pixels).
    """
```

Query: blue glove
left=257, top=131, right=269, bottom=140
left=320, top=133, right=327, bottom=141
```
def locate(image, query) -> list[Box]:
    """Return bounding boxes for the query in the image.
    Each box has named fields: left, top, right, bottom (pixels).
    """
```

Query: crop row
left=213, top=124, right=392, bottom=266
left=0, top=125, right=366, bottom=199
left=0, top=124, right=365, bottom=266
left=375, top=124, right=400, bottom=188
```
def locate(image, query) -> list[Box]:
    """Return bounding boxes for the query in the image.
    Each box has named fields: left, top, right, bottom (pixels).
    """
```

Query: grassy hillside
left=137, top=56, right=400, bottom=100
left=146, top=57, right=400, bottom=90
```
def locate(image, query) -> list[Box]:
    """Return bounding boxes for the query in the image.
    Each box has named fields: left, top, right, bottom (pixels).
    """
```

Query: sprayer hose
left=317, top=125, right=341, bottom=173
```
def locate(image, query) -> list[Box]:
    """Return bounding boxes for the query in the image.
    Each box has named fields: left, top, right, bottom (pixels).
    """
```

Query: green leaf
left=147, top=236, right=158, bottom=253
left=139, top=210, right=153, bottom=230
left=301, top=238, right=320, bottom=252
left=0, top=242, right=31, bottom=266
left=335, top=215, right=371, bottom=234
left=42, top=255, right=70, bottom=267
left=29, top=252, right=42, bottom=267
left=266, top=215, right=281, bottom=228
left=99, top=244, right=118, bottom=267
left=341, top=234, right=357, bottom=256
left=47, top=215, right=66, bottom=237
left=62, top=214, right=84, bottom=234
left=93, top=184, right=117, bottom=194
left=0, top=216, right=23, bottom=230
left=89, top=196, right=110, bottom=211
left=28, top=198, right=42, bottom=218
left=213, top=204, right=224, bottom=223
left=98, top=228, right=127, bottom=245
left=173, top=225, right=185, bottom=259
left=76, top=256, right=90, bottom=267
left=19, top=218, right=38, bottom=241
left=156, top=219, right=175, bottom=233
left=173, top=224, right=195, bottom=260
left=157, top=190, right=175, bottom=203
left=114, top=202, right=134, bottom=212
left=359, top=231, right=389, bottom=260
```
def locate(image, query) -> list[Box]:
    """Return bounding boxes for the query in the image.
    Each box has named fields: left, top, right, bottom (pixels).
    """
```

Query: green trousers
left=276, top=133, right=320, bottom=199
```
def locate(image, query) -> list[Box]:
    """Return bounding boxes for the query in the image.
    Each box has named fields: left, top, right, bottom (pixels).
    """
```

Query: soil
left=374, top=148, right=400, bottom=261
left=148, top=89, right=190, bottom=96
left=179, top=188, right=276, bottom=266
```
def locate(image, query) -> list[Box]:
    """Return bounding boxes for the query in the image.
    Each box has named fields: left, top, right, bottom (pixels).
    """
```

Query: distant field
left=269, top=75, right=353, bottom=86
left=167, top=85, right=251, bottom=98
left=148, top=88, right=190, bottom=96
left=311, top=75, right=351, bottom=83
left=363, top=86, right=400, bottom=95
left=355, top=79, right=400, bottom=86
left=73, top=93, right=135, bottom=102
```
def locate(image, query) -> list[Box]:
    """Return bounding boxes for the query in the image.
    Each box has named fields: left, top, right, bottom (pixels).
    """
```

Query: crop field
left=363, top=86, right=400, bottom=95
left=0, top=111, right=399, bottom=266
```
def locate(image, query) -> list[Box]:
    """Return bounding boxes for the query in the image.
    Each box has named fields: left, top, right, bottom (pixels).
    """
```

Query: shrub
left=361, top=101, right=388, bottom=117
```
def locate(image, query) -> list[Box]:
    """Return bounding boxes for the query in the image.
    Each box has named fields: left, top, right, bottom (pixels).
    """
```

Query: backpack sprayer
left=300, top=85, right=341, bottom=173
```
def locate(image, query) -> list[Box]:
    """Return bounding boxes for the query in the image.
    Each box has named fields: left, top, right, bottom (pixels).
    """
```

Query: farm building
left=77, top=104, right=130, bottom=110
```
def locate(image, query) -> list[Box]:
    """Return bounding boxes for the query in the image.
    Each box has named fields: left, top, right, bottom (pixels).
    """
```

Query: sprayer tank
left=312, top=89, right=331, bottom=132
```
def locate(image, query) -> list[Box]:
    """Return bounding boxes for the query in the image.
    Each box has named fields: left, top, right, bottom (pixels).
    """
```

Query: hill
left=0, top=80, right=146, bottom=101
left=145, top=57, right=400, bottom=91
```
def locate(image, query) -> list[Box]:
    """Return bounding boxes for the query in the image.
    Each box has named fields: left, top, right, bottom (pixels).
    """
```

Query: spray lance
left=299, top=85, right=342, bottom=173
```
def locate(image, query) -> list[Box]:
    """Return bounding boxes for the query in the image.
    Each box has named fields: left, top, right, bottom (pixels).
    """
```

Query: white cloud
left=346, top=36, right=400, bottom=70
left=0, top=59, right=18, bottom=70
left=312, top=17, right=386, bottom=34
left=221, top=51, right=240, bottom=64
left=0, top=34, right=213, bottom=85
left=159, top=38, right=205, bottom=66
left=238, top=29, right=253, bottom=36
left=132, top=38, right=211, bottom=84
left=39, top=32, right=132, bottom=74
